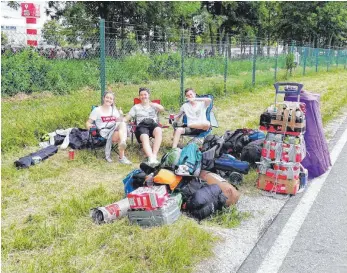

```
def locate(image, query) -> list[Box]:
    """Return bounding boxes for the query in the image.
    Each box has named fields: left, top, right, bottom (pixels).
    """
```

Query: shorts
left=135, top=123, right=159, bottom=143
left=183, top=127, right=206, bottom=135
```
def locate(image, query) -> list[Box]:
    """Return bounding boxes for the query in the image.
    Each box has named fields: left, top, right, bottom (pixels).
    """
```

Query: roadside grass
left=2, top=69, right=347, bottom=272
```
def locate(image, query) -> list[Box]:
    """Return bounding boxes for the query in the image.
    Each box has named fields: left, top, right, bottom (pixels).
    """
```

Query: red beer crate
left=127, top=185, right=169, bottom=210
left=257, top=174, right=300, bottom=195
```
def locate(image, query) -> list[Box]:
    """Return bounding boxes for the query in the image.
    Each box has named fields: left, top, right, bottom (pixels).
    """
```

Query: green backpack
left=160, top=148, right=182, bottom=170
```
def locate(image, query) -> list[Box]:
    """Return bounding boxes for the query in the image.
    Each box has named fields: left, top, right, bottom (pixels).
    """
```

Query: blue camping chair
left=171, top=94, right=219, bottom=145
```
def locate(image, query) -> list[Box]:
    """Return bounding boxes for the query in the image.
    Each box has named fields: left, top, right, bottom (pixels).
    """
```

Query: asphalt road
left=238, top=118, right=347, bottom=273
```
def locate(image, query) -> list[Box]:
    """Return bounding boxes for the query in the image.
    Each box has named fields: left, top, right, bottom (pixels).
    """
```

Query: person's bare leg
left=172, top=127, right=185, bottom=148
left=152, top=127, right=162, bottom=158
left=189, top=122, right=210, bottom=131
left=117, top=122, right=127, bottom=143
left=140, top=134, right=153, bottom=158
left=112, top=131, right=125, bottom=158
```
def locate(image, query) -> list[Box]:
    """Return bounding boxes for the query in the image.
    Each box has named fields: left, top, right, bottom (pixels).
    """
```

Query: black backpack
left=222, top=129, right=251, bottom=157
left=240, top=139, right=264, bottom=167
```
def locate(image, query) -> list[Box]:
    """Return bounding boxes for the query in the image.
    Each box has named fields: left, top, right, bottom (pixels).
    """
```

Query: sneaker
left=119, top=156, right=132, bottom=165
left=118, top=141, right=127, bottom=150
left=105, top=157, right=113, bottom=163
left=147, top=157, right=160, bottom=167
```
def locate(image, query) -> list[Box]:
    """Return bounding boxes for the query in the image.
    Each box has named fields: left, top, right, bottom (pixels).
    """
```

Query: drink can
left=299, top=168, right=308, bottom=189
left=69, top=149, right=75, bottom=160
left=90, top=198, right=130, bottom=224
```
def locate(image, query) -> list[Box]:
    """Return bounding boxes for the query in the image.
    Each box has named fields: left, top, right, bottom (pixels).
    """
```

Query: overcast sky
left=1, top=1, right=49, bottom=30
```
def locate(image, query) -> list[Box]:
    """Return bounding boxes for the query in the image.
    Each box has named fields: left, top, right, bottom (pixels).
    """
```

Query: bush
left=1, top=48, right=53, bottom=96
left=148, top=53, right=180, bottom=79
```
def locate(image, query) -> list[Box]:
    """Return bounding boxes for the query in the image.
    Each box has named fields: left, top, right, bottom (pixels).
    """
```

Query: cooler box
left=257, top=174, right=300, bottom=195
left=128, top=196, right=181, bottom=227
left=127, top=185, right=169, bottom=210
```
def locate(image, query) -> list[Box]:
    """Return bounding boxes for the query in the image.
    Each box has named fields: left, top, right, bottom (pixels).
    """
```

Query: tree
left=42, top=20, right=66, bottom=46
left=1, top=32, right=9, bottom=46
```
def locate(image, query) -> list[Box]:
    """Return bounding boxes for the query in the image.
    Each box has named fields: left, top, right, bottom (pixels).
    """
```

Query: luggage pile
left=91, top=142, right=243, bottom=227
left=257, top=82, right=309, bottom=195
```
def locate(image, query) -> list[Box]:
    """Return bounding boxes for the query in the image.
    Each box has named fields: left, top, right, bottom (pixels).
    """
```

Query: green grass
left=2, top=69, right=347, bottom=272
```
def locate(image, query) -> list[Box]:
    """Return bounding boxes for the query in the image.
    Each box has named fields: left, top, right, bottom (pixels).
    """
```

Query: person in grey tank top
left=125, top=87, right=165, bottom=166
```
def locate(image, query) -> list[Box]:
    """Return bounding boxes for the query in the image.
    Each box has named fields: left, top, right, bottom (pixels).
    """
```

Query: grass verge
left=2, top=69, right=347, bottom=272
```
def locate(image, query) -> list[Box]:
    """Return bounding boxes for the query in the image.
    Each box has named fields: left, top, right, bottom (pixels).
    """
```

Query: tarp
left=285, top=91, right=331, bottom=179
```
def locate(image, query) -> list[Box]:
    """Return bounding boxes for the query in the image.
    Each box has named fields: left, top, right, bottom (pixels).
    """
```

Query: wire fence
left=2, top=19, right=347, bottom=106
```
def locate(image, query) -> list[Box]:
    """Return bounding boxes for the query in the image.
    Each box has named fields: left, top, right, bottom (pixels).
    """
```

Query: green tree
left=42, top=20, right=66, bottom=46
left=1, top=32, right=9, bottom=46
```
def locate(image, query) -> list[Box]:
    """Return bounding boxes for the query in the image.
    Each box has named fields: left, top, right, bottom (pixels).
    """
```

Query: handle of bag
left=274, top=82, right=303, bottom=96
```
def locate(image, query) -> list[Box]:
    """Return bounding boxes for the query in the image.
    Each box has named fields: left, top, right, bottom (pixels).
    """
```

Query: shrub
left=148, top=53, right=180, bottom=79
left=1, top=48, right=53, bottom=96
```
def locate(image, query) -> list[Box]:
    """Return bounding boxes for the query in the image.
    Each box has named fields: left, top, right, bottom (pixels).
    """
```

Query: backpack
left=122, top=169, right=143, bottom=195
left=222, top=129, right=265, bottom=158
left=201, top=134, right=224, bottom=157
left=177, top=143, right=202, bottom=176
left=160, top=148, right=182, bottom=170
left=240, top=139, right=264, bottom=167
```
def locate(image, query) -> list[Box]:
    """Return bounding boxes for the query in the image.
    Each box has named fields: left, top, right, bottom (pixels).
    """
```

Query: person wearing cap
left=172, top=88, right=211, bottom=148
left=124, top=87, right=164, bottom=166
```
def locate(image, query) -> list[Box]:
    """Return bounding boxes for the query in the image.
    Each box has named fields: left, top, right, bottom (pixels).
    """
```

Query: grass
left=2, top=69, right=347, bottom=272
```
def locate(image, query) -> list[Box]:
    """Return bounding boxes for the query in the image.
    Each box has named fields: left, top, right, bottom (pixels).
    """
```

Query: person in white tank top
left=172, top=88, right=211, bottom=148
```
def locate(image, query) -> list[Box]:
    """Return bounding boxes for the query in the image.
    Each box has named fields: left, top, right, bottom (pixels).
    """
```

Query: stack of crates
left=257, top=83, right=308, bottom=195
left=127, top=185, right=182, bottom=227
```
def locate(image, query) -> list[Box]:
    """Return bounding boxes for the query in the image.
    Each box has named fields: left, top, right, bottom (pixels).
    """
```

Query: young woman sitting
left=86, top=91, right=132, bottom=164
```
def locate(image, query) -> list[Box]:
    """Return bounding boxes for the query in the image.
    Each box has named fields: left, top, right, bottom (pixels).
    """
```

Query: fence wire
left=2, top=23, right=347, bottom=106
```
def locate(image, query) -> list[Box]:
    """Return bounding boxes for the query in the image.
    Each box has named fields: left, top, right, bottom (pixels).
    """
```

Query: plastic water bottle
left=145, top=173, right=154, bottom=187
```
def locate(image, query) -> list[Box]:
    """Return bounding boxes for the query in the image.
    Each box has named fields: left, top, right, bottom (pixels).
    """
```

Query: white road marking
left=256, top=127, right=347, bottom=273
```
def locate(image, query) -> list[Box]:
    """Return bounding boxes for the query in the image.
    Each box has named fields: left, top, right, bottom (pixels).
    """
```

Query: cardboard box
left=127, top=185, right=169, bottom=210
left=257, top=174, right=299, bottom=195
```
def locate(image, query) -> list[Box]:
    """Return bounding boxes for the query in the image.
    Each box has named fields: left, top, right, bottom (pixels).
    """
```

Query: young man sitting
left=125, top=87, right=164, bottom=166
left=172, top=88, right=211, bottom=148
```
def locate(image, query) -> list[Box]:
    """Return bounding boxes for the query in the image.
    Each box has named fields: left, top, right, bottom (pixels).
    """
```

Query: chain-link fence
left=2, top=19, right=347, bottom=106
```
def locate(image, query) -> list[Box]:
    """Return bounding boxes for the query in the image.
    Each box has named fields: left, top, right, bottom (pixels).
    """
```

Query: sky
left=1, top=1, right=49, bottom=31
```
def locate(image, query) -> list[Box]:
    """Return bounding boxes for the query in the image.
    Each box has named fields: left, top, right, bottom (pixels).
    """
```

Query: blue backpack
left=122, top=169, right=143, bottom=195
left=178, top=143, right=202, bottom=176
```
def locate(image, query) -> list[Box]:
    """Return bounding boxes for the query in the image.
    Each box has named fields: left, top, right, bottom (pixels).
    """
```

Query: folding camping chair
left=88, top=105, right=119, bottom=158
left=170, top=94, right=219, bottom=146
left=129, top=98, right=169, bottom=145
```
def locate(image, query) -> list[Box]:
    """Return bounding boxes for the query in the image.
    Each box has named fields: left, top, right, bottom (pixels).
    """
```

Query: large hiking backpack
left=160, top=148, right=182, bottom=170
left=177, top=143, right=202, bottom=176
left=222, top=129, right=265, bottom=158
left=201, top=134, right=225, bottom=171
left=240, top=139, right=264, bottom=167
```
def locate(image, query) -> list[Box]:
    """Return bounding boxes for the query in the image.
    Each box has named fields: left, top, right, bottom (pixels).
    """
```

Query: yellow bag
left=153, top=169, right=182, bottom=191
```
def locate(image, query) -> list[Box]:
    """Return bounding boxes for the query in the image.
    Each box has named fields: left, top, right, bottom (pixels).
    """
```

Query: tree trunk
left=209, top=23, right=215, bottom=56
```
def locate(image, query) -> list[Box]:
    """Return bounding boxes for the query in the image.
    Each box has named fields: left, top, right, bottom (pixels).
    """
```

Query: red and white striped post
left=21, top=3, right=40, bottom=47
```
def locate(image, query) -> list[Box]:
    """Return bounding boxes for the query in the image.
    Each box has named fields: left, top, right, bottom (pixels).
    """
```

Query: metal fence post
left=315, top=48, right=319, bottom=72
left=344, top=50, right=347, bottom=70
left=224, top=34, right=228, bottom=95
left=180, top=29, right=185, bottom=104
left=326, top=48, right=330, bottom=72
left=252, top=38, right=257, bottom=86
left=303, top=46, right=307, bottom=76
left=336, top=48, right=339, bottom=67
left=99, top=19, right=106, bottom=104
left=274, top=42, right=278, bottom=81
